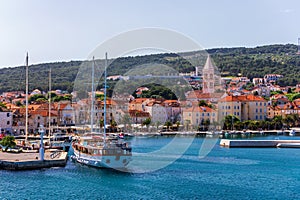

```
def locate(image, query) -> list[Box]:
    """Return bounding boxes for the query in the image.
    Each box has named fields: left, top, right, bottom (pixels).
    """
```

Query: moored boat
left=71, top=53, right=132, bottom=170
left=71, top=134, right=132, bottom=169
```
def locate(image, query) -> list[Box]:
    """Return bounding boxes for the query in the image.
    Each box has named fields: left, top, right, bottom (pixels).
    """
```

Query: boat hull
left=72, top=148, right=131, bottom=170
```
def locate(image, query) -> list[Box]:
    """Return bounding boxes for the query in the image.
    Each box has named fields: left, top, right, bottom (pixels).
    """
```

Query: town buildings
left=0, top=54, right=299, bottom=134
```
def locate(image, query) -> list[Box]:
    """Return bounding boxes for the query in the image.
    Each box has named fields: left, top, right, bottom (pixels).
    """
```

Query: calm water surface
left=1, top=135, right=300, bottom=199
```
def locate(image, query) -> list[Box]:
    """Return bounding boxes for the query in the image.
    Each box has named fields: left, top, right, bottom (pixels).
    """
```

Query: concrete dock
left=0, top=150, right=68, bottom=170
left=220, top=139, right=300, bottom=148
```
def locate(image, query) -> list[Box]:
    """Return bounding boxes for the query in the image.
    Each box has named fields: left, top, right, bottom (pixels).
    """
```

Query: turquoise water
left=1, top=135, right=300, bottom=199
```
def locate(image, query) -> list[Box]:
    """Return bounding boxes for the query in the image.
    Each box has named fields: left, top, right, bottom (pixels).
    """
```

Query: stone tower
left=202, top=55, right=215, bottom=93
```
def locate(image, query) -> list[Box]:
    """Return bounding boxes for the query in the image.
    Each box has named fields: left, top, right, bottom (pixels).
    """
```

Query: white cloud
left=280, top=9, right=294, bottom=13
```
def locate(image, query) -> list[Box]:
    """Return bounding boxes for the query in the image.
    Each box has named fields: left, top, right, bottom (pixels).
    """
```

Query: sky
left=0, top=0, right=299, bottom=67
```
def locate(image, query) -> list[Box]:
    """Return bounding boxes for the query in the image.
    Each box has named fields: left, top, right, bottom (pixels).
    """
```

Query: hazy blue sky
left=0, top=0, right=299, bottom=67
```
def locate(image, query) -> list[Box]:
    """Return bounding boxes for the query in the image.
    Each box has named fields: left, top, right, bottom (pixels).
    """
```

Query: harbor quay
left=0, top=150, right=68, bottom=170
left=220, top=139, right=300, bottom=148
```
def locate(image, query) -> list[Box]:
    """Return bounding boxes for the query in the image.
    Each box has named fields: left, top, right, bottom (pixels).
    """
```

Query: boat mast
left=48, top=68, right=51, bottom=137
left=104, top=53, right=107, bottom=143
left=90, top=56, right=95, bottom=133
left=25, top=52, right=29, bottom=143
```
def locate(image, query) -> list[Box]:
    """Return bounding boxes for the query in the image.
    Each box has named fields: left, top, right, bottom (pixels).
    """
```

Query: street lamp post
left=39, top=125, right=45, bottom=161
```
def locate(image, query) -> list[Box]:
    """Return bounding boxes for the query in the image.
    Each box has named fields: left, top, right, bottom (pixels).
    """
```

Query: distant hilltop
left=0, top=44, right=299, bottom=93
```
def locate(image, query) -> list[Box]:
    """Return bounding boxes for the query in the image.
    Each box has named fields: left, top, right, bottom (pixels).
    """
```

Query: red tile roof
left=219, top=94, right=266, bottom=102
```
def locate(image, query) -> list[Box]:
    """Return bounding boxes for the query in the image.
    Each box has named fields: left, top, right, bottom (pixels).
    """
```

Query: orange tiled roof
left=130, top=98, right=149, bottom=104
left=183, top=106, right=216, bottom=113
left=219, top=94, right=266, bottom=102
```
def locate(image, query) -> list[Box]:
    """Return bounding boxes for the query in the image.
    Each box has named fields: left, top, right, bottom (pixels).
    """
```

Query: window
left=256, top=109, right=258, bottom=113
left=202, top=113, right=204, bottom=116
left=237, top=106, right=240, bottom=109
left=228, top=106, right=231, bottom=109
left=207, top=113, right=209, bottom=116
left=256, top=115, right=258, bottom=120
left=7, top=121, right=10, bottom=125
left=234, top=106, right=236, bottom=109
left=37, top=116, right=40, bottom=120
left=7, top=113, right=10, bottom=117
left=260, top=108, right=262, bottom=113
left=237, top=112, right=239, bottom=115
left=260, top=115, right=262, bottom=120
left=260, top=102, right=262, bottom=106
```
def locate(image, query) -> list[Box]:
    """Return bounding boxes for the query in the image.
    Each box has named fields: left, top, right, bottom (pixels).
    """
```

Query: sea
left=1, top=135, right=300, bottom=200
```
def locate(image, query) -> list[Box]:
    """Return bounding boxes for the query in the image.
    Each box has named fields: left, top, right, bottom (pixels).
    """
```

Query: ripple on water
left=199, top=156, right=260, bottom=165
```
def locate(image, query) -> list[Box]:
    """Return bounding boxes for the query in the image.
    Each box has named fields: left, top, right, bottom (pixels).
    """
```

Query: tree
left=15, top=101, right=23, bottom=107
left=0, top=136, right=16, bottom=151
left=95, top=94, right=104, bottom=101
left=199, top=100, right=208, bottom=107
left=29, top=94, right=46, bottom=103
left=223, top=115, right=240, bottom=130
left=142, top=118, right=151, bottom=127
left=142, top=118, right=151, bottom=132
left=99, top=118, right=104, bottom=132
left=0, top=102, right=7, bottom=108
left=175, top=121, right=180, bottom=131
left=110, top=120, right=117, bottom=132
left=47, top=92, right=57, bottom=99
left=165, top=121, right=173, bottom=130
left=203, top=119, right=210, bottom=131
left=272, top=116, right=283, bottom=130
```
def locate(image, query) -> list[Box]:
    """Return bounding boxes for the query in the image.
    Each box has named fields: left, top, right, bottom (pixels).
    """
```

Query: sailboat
left=71, top=54, right=132, bottom=170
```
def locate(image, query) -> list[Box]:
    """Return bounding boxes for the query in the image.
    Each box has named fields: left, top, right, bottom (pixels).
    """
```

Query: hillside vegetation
left=0, top=44, right=299, bottom=93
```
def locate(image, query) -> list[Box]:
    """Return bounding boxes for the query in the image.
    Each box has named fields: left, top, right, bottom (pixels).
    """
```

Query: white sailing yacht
left=71, top=54, right=132, bottom=169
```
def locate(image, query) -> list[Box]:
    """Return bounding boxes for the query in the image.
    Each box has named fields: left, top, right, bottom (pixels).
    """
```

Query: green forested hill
left=209, top=44, right=300, bottom=86
left=0, top=44, right=299, bottom=93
